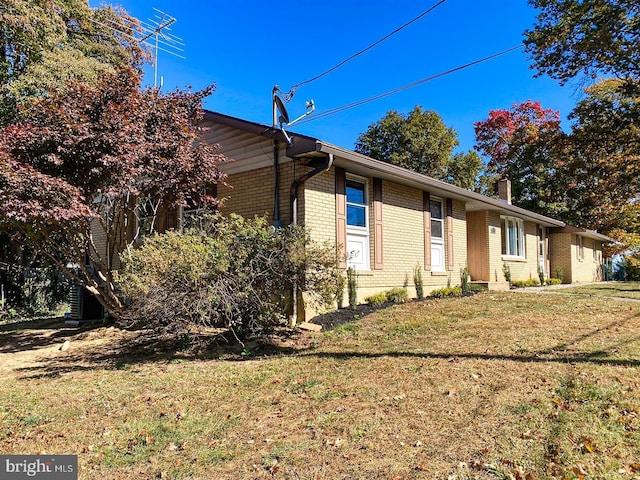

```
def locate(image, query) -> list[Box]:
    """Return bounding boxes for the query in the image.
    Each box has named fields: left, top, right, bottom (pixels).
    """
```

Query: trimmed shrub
left=460, top=265, right=470, bottom=294
left=364, top=292, right=387, bottom=307
left=511, top=278, right=541, bottom=288
left=386, top=287, right=408, bottom=303
left=548, top=278, right=562, bottom=286
left=555, top=267, right=564, bottom=283
left=503, top=263, right=512, bottom=284
left=431, top=286, right=463, bottom=298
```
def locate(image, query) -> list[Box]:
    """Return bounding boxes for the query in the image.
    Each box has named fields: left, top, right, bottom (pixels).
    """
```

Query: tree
left=444, top=150, right=485, bottom=191
left=0, top=67, right=227, bottom=318
left=524, top=0, right=640, bottom=84
left=355, top=106, right=459, bottom=178
left=1, top=0, right=146, bottom=126
left=474, top=100, right=571, bottom=218
left=565, top=78, right=640, bottom=232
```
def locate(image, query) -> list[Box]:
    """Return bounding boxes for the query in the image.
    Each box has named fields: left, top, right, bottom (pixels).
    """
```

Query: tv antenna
left=272, top=86, right=315, bottom=144
left=139, top=9, right=185, bottom=87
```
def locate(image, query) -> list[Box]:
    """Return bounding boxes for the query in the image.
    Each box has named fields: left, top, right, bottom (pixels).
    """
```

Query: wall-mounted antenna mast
left=272, top=86, right=315, bottom=144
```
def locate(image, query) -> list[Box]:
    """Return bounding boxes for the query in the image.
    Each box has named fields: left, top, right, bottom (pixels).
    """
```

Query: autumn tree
left=474, top=100, right=571, bottom=218
left=524, top=0, right=640, bottom=85
left=566, top=78, right=640, bottom=232
left=0, top=67, right=227, bottom=318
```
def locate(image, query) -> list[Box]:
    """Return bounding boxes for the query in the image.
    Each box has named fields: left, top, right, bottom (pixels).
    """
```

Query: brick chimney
left=498, top=178, right=511, bottom=204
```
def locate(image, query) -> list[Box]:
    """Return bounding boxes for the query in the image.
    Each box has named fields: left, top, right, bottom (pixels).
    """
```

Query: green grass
left=558, top=281, right=640, bottom=299
left=0, top=291, right=639, bottom=479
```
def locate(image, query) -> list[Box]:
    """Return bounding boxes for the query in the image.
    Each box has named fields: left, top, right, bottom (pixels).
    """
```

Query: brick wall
left=549, top=233, right=604, bottom=283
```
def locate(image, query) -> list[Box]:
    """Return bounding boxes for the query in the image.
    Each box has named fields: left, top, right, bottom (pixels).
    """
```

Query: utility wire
left=286, top=0, right=446, bottom=96
left=296, top=44, right=524, bottom=125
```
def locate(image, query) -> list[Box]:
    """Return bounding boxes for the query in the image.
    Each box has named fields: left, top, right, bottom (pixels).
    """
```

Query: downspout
left=289, top=153, right=334, bottom=326
left=272, top=86, right=282, bottom=227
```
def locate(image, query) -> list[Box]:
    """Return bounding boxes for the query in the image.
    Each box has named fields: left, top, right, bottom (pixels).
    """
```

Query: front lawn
left=556, top=281, right=640, bottom=300
left=0, top=291, right=638, bottom=479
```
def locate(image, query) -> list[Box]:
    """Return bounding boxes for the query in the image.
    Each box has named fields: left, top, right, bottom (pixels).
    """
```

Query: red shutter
left=446, top=198, right=454, bottom=271
left=423, top=192, right=431, bottom=270
left=335, top=167, right=347, bottom=268
left=373, top=178, right=383, bottom=270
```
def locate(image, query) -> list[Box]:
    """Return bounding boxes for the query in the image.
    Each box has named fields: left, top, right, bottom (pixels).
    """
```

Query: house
left=200, top=111, right=611, bottom=318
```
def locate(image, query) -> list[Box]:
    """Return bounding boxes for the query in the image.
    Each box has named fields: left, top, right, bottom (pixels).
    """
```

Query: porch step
left=470, top=281, right=510, bottom=292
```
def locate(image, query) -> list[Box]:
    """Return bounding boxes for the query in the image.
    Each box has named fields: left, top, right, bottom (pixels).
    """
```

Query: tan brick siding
left=549, top=233, right=604, bottom=283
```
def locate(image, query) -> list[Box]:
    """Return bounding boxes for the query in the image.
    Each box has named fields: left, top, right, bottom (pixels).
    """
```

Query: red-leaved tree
left=0, top=67, right=227, bottom=318
left=474, top=100, right=571, bottom=218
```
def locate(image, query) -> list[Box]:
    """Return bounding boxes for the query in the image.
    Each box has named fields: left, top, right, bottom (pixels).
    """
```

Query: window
left=430, top=198, right=445, bottom=272
left=346, top=179, right=369, bottom=270
left=136, top=197, right=158, bottom=240
left=346, top=180, right=366, bottom=228
left=577, top=236, right=584, bottom=260
left=501, top=216, right=525, bottom=258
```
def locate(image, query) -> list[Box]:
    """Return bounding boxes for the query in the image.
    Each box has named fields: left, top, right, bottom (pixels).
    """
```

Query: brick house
left=201, top=112, right=610, bottom=313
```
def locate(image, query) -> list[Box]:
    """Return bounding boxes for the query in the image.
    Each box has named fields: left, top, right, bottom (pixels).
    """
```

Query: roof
left=204, top=111, right=565, bottom=228
left=549, top=226, right=613, bottom=243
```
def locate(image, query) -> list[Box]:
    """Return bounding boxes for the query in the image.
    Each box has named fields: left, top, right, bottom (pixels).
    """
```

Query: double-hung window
left=346, top=179, right=370, bottom=270
left=501, top=216, right=525, bottom=258
left=430, top=198, right=445, bottom=272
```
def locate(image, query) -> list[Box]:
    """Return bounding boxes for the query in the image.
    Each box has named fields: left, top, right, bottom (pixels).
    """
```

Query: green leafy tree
left=524, top=0, right=640, bottom=84
left=0, top=0, right=147, bottom=125
left=444, top=150, right=485, bottom=191
left=355, top=106, right=459, bottom=179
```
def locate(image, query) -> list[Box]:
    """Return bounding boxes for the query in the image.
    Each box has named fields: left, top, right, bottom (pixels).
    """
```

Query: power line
left=285, top=0, right=447, bottom=97
left=296, top=44, right=524, bottom=125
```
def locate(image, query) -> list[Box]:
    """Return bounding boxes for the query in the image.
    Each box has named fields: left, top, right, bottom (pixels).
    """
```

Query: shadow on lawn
left=7, top=303, right=640, bottom=379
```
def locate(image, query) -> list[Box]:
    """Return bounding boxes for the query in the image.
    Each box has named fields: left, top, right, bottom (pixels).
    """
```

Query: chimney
left=498, top=178, right=511, bottom=204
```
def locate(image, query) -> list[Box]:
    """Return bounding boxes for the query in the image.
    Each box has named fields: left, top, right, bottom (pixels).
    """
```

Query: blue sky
left=97, top=0, right=583, bottom=155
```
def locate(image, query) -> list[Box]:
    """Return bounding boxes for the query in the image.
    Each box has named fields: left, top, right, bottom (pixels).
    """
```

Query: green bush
left=364, top=292, right=387, bottom=307
left=116, top=213, right=340, bottom=338
left=555, top=267, right=564, bottom=283
left=346, top=267, right=358, bottom=309
left=511, top=278, right=541, bottom=288
left=386, top=287, right=408, bottom=303
left=460, top=265, right=470, bottom=294
left=413, top=264, right=424, bottom=300
left=548, top=278, right=562, bottom=285
left=503, top=263, right=512, bottom=284
left=431, top=286, right=463, bottom=298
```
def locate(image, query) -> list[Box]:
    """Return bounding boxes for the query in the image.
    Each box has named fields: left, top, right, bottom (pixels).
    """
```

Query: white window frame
left=577, top=235, right=584, bottom=261
left=346, top=177, right=370, bottom=271
left=430, top=197, right=445, bottom=272
left=501, top=216, right=525, bottom=259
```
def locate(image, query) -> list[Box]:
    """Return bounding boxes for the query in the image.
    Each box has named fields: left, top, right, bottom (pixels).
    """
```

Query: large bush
left=116, top=213, right=340, bottom=337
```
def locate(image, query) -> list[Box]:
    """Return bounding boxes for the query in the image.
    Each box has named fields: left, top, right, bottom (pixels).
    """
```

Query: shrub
left=346, top=267, right=358, bottom=309
left=431, top=286, right=463, bottom=298
left=460, top=265, right=470, bottom=294
left=503, top=263, right=512, bottom=284
left=511, top=278, right=541, bottom=288
left=117, top=213, right=340, bottom=338
left=364, top=292, right=387, bottom=307
left=413, top=265, right=424, bottom=300
left=548, top=278, right=562, bottom=285
left=555, top=267, right=564, bottom=283
left=538, top=265, right=546, bottom=286
left=386, top=287, right=408, bottom=303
